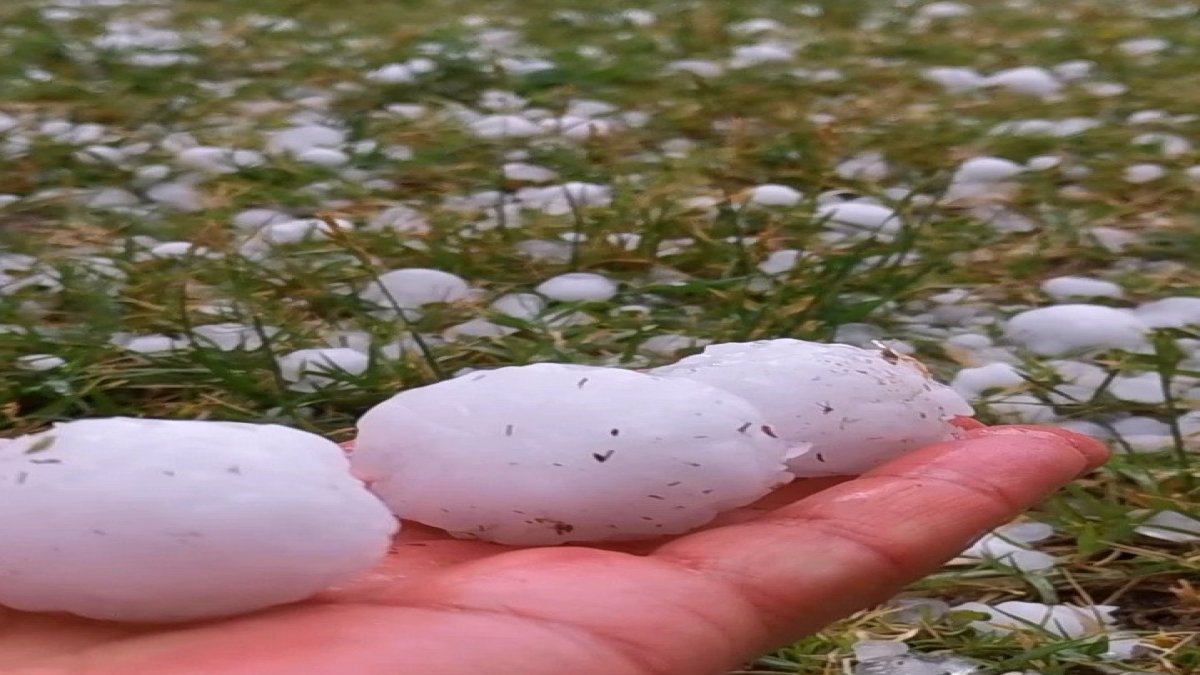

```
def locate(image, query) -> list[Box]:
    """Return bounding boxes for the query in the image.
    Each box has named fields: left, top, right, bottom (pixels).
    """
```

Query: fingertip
left=966, top=424, right=1111, bottom=472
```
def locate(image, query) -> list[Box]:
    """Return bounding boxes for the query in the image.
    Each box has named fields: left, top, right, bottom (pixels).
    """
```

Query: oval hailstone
left=535, top=272, right=618, bottom=302
left=361, top=268, right=470, bottom=309
left=278, top=348, right=371, bottom=392
left=745, top=184, right=803, bottom=207
left=650, top=340, right=973, bottom=476
left=983, top=66, right=1063, bottom=98
left=352, top=364, right=793, bottom=544
left=0, top=418, right=395, bottom=622
left=817, top=202, right=902, bottom=237
left=1004, top=305, right=1150, bottom=356
left=1040, top=276, right=1124, bottom=301
left=1134, top=297, right=1200, bottom=328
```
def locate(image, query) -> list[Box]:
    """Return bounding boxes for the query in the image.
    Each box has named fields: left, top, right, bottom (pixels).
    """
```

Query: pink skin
left=0, top=424, right=1107, bottom=675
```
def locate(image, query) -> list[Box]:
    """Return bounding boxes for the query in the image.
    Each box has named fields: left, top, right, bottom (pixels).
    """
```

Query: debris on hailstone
left=0, top=418, right=396, bottom=622
left=1003, top=305, right=1150, bottom=356
left=352, top=364, right=794, bottom=544
left=650, top=339, right=973, bottom=476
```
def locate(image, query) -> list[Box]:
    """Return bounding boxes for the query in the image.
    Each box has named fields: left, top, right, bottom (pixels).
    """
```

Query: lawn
left=0, top=0, right=1197, bottom=672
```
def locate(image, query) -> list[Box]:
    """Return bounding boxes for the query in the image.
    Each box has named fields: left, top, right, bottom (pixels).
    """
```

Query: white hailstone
left=517, top=182, right=612, bottom=214
left=1185, top=166, right=1200, bottom=182
left=746, top=184, right=803, bottom=207
left=535, top=272, right=618, bottom=302
left=1083, top=81, right=1128, bottom=97
left=266, top=125, right=345, bottom=156
left=0, top=418, right=395, bottom=622
left=983, top=66, right=1063, bottom=98
left=650, top=340, right=972, bottom=476
left=1134, top=297, right=1200, bottom=328
left=1110, top=372, right=1173, bottom=405
left=278, top=348, right=371, bottom=392
left=549, top=116, right=615, bottom=141
left=503, top=162, right=558, bottom=183
left=835, top=151, right=891, bottom=181
left=496, top=56, right=555, bottom=75
left=191, top=323, right=271, bottom=351
left=1088, top=226, right=1140, bottom=253
left=516, top=239, right=572, bottom=263
left=1124, top=163, right=1166, bottom=184
left=922, top=66, right=985, bottom=92
left=479, top=90, right=527, bottom=111
left=1135, top=510, right=1200, bottom=543
left=956, top=522, right=1057, bottom=572
left=360, top=268, right=470, bottom=311
left=86, top=188, right=140, bottom=209
left=176, top=146, right=264, bottom=174
left=951, top=362, right=1026, bottom=398
left=116, top=334, right=187, bottom=355
left=469, top=115, right=545, bottom=139
left=352, top=364, right=793, bottom=544
left=818, top=203, right=902, bottom=237
left=730, top=18, right=784, bottom=34
left=638, top=334, right=709, bottom=357
left=758, top=249, right=802, bottom=276
left=915, top=1, right=973, bottom=19
left=945, top=157, right=1024, bottom=203
left=853, top=653, right=981, bottom=675
left=1133, top=132, right=1192, bottom=157
left=294, top=147, right=350, bottom=167
left=1040, top=276, right=1124, bottom=301
left=384, top=103, right=428, bottom=119
left=1053, top=59, right=1095, bottom=80
left=955, top=601, right=1118, bottom=639
left=1026, top=155, right=1061, bottom=171
left=566, top=99, right=618, bottom=119
left=442, top=319, right=517, bottom=341
left=1118, top=37, right=1170, bottom=56
left=145, top=182, right=204, bottom=212
left=619, top=8, right=656, bottom=25
left=365, top=63, right=421, bottom=84
left=243, top=218, right=353, bottom=253
left=16, top=354, right=66, bottom=371
left=852, top=640, right=909, bottom=663
left=729, top=42, right=794, bottom=68
left=665, top=59, right=726, bottom=78
left=1004, top=305, right=1150, bottom=356
left=490, top=292, right=546, bottom=320
left=365, top=205, right=429, bottom=234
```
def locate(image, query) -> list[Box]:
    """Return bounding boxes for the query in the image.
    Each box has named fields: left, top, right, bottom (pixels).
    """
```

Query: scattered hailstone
left=360, top=268, right=470, bottom=309
left=955, top=601, right=1118, bottom=640
left=950, top=362, right=1026, bottom=398
left=535, top=272, right=618, bottom=302
left=351, top=364, right=794, bottom=544
left=758, top=249, right=803, bottom=276
left=490, top=292, right=546, bottom=320
left=745, top=184, right=803, bottom=207
left=983, top=66, right=1063, bottom=98
left=818, top=202, right=903, bottom=238
left=115, top=334, right=187, bottom=355
left=922, top=66, right=985, bottom=92
left=469, top=115, right=545, bottom=139
left=664, top=59, right=726, bottom=78
left=366, top=205, right=429, bottom=234
left=503, top=162, right=558, bottom=183
left=191, top=323, right=273, bottom=351
left=854, top=653, right=981, bottom=675
left=1124, top=163, right=1166, bottom=184
left=835, top=151, right=891, bottom=181
left=650, top=340, right=973, bottom=476
left=0, top=418, right=395, bottom=622
left=16, top=354, right=65, bottom=371
left=1118, top=37, right=1170, bottom=56
left=954, top=521, right=1057, bottom=572
left=266, top=125, right=345, bottom=156
left=1134, top=297, right=1200, bottom=328
left=1040, top=276, right=1123, bottom=301
left=853, top=639, right=909, bottom=662
left=915, top=1, right=973, bottom=19
left=1004, top=305, right=1149, bottom=356
left=638, top=334, right=710, bottom=357
left=1134, top=510, right=1200, bottom=543
left=278, top=348, right=371, bottom=392
left=944, top=157, right=1023, bottom=203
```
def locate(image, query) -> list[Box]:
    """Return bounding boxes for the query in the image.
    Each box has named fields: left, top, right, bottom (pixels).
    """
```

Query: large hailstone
left=0, top=418, right=396, bottom=623
left=352, top=364, right=794, bottom=545
left=650, top=339, right=973, bottom=476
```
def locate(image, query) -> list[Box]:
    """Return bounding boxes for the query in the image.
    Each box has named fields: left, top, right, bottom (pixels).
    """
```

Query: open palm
left=0, top=425, right=1106, bottom=675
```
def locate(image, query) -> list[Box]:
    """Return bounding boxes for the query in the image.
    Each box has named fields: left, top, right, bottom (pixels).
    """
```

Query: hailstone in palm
left=0, top=418, right=396, bottom=622
left=650, top=339, right=973, bottom=476
left=352, top=363, right=795, bottom=545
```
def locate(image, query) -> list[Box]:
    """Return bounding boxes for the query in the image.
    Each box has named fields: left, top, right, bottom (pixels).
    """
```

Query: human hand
left=0, top=425, right=1107, bottom=675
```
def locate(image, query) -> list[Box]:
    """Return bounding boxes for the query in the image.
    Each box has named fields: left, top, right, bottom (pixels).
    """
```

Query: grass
left=0, top=0, right=1197, bottom=672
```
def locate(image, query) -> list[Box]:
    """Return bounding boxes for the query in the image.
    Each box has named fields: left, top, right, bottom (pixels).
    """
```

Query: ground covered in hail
left=0, top=0, right=1197, bottom=672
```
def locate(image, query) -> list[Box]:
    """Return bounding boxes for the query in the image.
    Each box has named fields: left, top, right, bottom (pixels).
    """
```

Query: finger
left=651, top=426, right=1109, bottom=650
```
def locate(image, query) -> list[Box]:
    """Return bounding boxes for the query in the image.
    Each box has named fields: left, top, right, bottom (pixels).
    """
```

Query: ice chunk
left=951, top=362, right=1026, bottom=397
left=651, top=340, right=973, bottom=476
left=361, top=268, right=470, bottom=309
left=278, top=348, right=371, bottom=392
left=954, top=601, right=1118, bottom=639
left=535, top=272, right=618, bottom=302
left=1135, top=510, right=1200, bottom=543
left=1040, top=276, right=1123, bottom=301
left=0, top=418, right=395, bottom=622
left=854, top=653, right=981, bottom=675
left=983, top=67, right=1063, bottom=98
left=1135, top=297, right=1200, bottom=328
left=352, top=364, right=792, bottom=544
left=1004, top=305, right=1150, bottom=356
left=746, top=184, right=802, bottom=207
